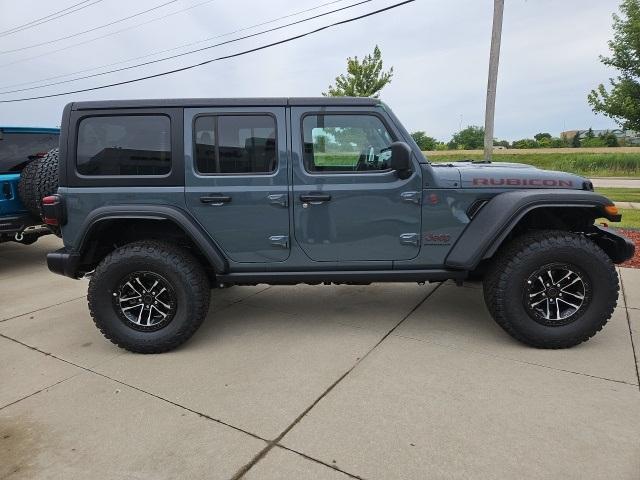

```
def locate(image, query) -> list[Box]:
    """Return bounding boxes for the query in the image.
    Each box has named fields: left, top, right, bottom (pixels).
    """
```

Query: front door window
left=302, top=114, right=393, bottom=173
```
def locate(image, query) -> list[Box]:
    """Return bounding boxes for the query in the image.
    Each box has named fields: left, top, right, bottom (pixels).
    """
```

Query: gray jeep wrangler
left=44, top=97, right=634, bottom=353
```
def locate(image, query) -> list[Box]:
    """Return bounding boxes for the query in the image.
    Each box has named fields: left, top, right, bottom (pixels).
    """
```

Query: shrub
left=512, top=138, right=539, bottom=149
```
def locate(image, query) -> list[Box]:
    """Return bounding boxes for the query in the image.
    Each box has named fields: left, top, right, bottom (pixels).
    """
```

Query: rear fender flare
left=76, top=205, right=228, bottom=273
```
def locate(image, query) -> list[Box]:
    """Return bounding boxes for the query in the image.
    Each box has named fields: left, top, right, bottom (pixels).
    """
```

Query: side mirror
left=389, top=141, right=412, bottom=179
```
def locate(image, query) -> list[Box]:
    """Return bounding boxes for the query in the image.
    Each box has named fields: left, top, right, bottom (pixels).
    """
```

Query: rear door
left=184, top=107, right=290, bottom=263
left=291, top=108, right=422, bottom=262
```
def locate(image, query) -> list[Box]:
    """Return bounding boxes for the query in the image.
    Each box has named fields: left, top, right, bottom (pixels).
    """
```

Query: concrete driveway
left=1, top=236, right=639, bottom=480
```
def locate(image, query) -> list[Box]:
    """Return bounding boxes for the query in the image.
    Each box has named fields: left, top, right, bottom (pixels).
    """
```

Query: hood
left=431, top=161, right=590, bottom=190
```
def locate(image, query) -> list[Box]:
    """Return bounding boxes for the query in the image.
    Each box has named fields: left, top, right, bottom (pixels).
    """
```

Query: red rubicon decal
left=472, top=178, right=573, bottom=187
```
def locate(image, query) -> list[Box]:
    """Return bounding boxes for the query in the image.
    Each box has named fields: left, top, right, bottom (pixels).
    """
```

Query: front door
left=184, top=107, right=290, bottom=263
left=291, top=108, right=422, bottom=262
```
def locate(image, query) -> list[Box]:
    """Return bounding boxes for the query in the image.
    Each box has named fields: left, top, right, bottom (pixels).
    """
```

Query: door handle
left=300, top=194, right=331, bottom=204
left=267, top=193, right=288, bottom=207
left=401, top=191, right=421, bottom=204
left=200, top=194, right=232, bottom=205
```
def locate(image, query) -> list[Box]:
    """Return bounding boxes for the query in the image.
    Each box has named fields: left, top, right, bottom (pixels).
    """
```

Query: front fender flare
left=444, top=189, right=616, bottom=270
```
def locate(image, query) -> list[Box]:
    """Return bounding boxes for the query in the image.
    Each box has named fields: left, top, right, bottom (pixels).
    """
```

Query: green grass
left=312, top=152, right=359, bottom=167
left=610, top=209, right=640, bottom=229
left=595, top=187, right=640, bottom=203
left=427, top=152, right=640, bottom=177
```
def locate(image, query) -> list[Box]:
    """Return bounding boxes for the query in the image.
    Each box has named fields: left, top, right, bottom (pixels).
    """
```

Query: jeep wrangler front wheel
left=88, top=241, right=210, bottom=353
left=483, top=230, right=619, bottom=349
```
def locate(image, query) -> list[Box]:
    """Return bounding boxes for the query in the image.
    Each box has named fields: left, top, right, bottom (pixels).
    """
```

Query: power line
left=0, top=0, right=341, bottom=72
left=0, top=0, right=415, bottom=103
left=0, top=0, right=217, bottom=68
left=0, top=0, right=346, bottom=90
left=0, top=0, right=371, bottom=95
left=0, top=0, right=178, bottom=55
left=0, top=0, right=104, bottom=38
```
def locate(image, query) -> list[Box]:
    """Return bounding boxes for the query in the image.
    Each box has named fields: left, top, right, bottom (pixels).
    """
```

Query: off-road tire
left=88, top=241, right=210, bottom=353
left=483, top=230, right=618, bottom=349
left=18, top=148, right=59, bottom=219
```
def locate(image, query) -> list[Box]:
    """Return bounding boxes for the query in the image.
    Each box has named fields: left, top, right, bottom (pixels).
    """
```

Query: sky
left=0, top=0, right=622, bottom=141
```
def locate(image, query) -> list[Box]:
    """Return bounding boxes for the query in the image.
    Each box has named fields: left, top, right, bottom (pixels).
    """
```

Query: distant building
left=560, top=128, right=640, bottom=145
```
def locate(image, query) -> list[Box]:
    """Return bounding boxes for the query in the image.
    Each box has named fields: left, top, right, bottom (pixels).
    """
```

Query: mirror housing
left=389, top=141, right=412, bottom=179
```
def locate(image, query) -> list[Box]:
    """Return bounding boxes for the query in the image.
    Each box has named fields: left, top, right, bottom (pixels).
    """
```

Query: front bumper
left=47, top=248, right=81, bottom=278
left=590, top=226, right=635, bottom=264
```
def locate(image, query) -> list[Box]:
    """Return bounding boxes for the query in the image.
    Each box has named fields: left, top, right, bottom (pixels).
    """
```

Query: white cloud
left=0, top=0, right=622, bottom=140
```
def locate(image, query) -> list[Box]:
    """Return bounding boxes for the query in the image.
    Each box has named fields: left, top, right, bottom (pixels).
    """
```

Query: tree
left=537, top=137, right=552, bottom=148
left=494, top=139, right=510, bottom=148
left=512, top=138, right=539, bottom=149
left=585, top=128, right=596, bottom=139
left=588, top=0, right=640, bottom=130
left=324, top=45, right=393, bottom=98
left=410, top=131, right=438, bottom=151
left=449, top=126, right=485, bottom=150
left=581, top=136, right=607, bottom=148
left=539, top=137, right=566, bottom=148
left=600, top=132, right=620, bottom=147
left=571, top=132, right=582, bottom=148
left=534, top=132, right=552, bottom=141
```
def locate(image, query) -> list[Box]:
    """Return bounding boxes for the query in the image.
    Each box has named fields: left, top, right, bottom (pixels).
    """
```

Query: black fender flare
left=444, top=189, right=617, bottom=270
left=75, top=204, right=228, bottom=273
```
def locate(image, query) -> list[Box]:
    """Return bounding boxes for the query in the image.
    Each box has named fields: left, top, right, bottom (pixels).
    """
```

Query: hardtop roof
left=0, top=126, right=60, bottom=134
left=69, top=97, right=381, bottom=110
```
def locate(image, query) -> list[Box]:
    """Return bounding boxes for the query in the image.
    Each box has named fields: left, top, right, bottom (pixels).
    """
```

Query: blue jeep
left=0, top=126, right=60, bottom=244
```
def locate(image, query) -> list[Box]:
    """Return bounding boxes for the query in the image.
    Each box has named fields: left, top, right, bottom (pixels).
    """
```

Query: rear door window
left=0, top=132, right=59, bottom=173
left=194, top=115, right=277, bottom=174
left=76, top=115, right=171, bottom=176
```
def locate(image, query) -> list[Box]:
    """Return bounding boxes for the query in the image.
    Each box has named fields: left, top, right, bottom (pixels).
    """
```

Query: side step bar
left=216, top=269, right=467, bottom=285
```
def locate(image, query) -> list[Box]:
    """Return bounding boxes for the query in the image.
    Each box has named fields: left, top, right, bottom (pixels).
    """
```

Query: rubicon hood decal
left=472, top=178, right=574, bottom=187
left=438, top=162, right=587, bottom=190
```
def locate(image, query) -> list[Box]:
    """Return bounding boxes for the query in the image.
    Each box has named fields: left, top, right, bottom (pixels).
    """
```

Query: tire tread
left=484, top=230, right=619, bottom=349
left=87, top=240, right=210, bottom=353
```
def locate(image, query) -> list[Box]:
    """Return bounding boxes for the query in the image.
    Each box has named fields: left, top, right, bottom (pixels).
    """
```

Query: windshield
left=0, top=132, right=59, bottom=173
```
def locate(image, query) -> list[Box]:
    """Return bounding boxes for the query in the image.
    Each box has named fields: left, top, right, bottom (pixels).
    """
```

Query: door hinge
left=400, top=191, right=421, bottom=204
left=269, top=235, right=289, bottom=248
left=399, top=233, right=420, bottom=247
left=267, top=194, right=288, bottom=207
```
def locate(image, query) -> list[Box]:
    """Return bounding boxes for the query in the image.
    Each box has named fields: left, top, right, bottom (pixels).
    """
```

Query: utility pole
left=483, top=0, right=504, bottom=162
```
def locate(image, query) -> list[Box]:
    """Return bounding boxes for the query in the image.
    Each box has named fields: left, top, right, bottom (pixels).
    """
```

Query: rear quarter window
left=0, top=132, right=59, bottom=173
left=76, top=115, right=171, bottom=176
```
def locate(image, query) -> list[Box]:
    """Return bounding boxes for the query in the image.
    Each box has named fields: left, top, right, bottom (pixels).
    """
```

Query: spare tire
left=18, top=148, right=59, bottom=219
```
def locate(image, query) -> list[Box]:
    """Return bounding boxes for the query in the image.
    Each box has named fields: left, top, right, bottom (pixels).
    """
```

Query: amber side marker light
left=604, top=205, right=619, bottom=217
left=602, top=205, right=622, bottom=223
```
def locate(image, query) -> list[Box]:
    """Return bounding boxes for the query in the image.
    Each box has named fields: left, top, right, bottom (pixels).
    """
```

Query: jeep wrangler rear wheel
left=483, top=230, right=618, bottom=349
left=88, top=241, right=210, bottom=353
